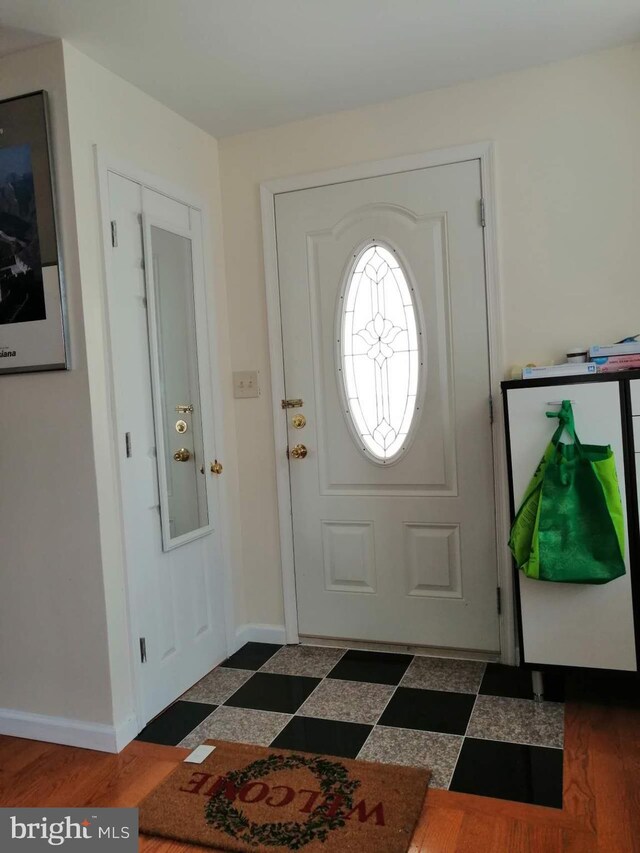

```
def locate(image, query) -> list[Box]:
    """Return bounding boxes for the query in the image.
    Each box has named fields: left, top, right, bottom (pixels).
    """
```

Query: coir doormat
left=139, top=739, right=430, bottom=853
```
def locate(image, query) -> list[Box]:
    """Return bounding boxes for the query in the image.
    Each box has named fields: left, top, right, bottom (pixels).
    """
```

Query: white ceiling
left=0, top=1, right=639, bottom=137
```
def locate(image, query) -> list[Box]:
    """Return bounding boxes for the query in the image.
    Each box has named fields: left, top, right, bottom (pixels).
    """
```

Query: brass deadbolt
left=176, top=419, right=188, bottom=434
left=291, top=414, right=306, bottom=429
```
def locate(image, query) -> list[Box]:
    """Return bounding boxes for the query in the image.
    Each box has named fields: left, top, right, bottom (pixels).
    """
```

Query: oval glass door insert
left=339, top=243, right=422, bottom=463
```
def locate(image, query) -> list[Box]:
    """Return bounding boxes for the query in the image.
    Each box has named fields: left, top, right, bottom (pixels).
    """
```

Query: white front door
left=275, top=159, right=499, bottom=652
left=107, top=171, right=227, bottom=726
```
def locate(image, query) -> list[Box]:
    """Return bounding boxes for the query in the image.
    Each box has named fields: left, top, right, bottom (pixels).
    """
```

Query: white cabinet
left=632, top=380, right=640, bottom=605
left=504, top=377, right=638, bottom=672
left=631, top=379, right=640, bottom=416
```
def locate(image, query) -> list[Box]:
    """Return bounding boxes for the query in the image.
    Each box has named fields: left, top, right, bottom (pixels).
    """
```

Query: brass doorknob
left=173, top=448, right=191, bottom=462
left=210, top=460, right=223, bottom=475
left=290, top=443, right=308, bottom=459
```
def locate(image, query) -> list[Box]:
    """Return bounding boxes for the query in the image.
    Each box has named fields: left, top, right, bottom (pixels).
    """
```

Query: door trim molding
left=94, top=147, right=235, bottom=736
left=260, top=142, right=515, bottom=663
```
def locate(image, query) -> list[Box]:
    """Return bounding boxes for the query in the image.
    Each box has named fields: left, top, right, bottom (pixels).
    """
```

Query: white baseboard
left=233, top=623, right=287, bottom=652
left=0, top=627, right=290, bottom=755
left=0, top=708, right=136, bottom=754
left=114, top=714, right=139, bottom=752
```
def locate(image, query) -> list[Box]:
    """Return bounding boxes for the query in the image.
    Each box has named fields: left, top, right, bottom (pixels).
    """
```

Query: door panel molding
left=403, top=522, right=462, bottom=599
left=307, top=212, right=457, bottom=495
left=321, top=520, right=377, bottom=594
left=261, top=142, right=515, bottom=662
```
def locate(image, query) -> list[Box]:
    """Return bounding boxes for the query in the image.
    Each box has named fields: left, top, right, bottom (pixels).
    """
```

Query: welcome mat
left=139, top=740, right=430, bottom=853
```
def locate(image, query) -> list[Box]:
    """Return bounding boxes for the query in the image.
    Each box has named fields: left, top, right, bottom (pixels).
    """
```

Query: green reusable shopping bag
left=509, top=400, right=626, bottom=584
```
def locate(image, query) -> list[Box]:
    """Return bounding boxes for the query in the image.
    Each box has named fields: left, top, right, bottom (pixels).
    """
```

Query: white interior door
left=275, top=159, right=499, bottom=652
left=107, top=172, right=226, bottom=726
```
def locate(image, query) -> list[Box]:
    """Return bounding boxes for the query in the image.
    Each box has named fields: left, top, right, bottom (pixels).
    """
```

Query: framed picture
left=0, top=90, right=68, bottom=373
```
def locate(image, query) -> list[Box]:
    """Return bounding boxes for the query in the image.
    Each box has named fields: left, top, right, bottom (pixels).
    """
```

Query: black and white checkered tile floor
left=137, top=643, right=565, bottom=808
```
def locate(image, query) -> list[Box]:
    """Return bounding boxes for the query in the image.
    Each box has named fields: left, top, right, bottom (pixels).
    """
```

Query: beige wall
left=62, top=42, right=245, bottom=730
left=218, top=42, right=640, bottom=629
left=0, top=39, right=245, bottom=741
left=0, top=41, right=112, bottom=723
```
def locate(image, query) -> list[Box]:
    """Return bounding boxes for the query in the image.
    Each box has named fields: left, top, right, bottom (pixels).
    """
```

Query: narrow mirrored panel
left=149, top=225, right=208, bottom=545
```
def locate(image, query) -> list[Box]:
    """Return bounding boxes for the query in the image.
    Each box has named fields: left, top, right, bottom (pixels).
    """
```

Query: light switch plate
left=233, top=370, right=260, bottom=398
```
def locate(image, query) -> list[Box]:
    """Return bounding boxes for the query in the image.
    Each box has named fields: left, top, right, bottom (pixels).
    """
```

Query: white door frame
left=260, top=141, right=516, bottom=664
left=94, top=147, right=235, bottom=731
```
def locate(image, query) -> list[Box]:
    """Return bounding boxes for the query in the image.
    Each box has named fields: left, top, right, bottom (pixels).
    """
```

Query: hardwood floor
left=0, top=695, right=637, bottom=852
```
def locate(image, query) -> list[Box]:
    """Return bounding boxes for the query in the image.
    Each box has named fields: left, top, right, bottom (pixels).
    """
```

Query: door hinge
left=139, top=637, right=147, bottom=663
left=281, top=398, right=304, bottom=409
left=479, top=198, right=486, bottom=228
left=125, top=432, right=132, bottom=458
left=496, top=586, right=502, bottom=615
left=110, top=220, right=118, bottom=247
left=489, top=396, right=494, bottom=424
left=286, top=445, right=290, bottom=459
